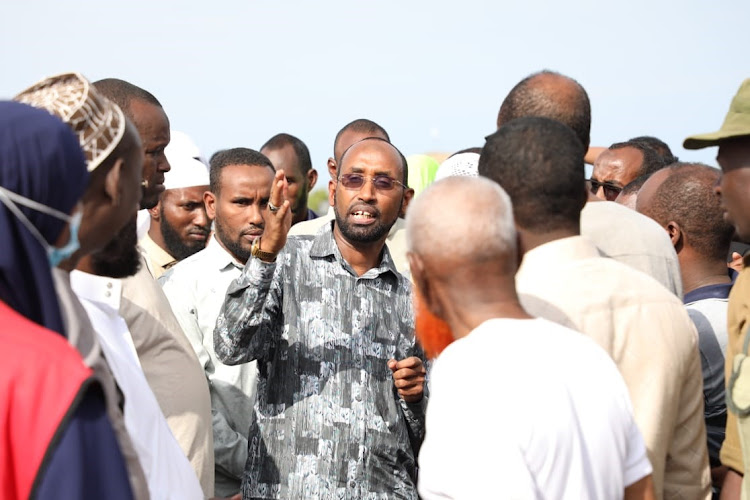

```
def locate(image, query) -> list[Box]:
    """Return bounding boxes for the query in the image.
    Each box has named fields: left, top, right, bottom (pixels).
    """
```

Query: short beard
left=160, top=209, right=208, bottom=261
left=214, top=217, right=253, bottom=264
left=334, top=194, right=400, bottom=244
left=414, top=289, right=455, bottom=359
left=90, top=218, right=141, bottom=279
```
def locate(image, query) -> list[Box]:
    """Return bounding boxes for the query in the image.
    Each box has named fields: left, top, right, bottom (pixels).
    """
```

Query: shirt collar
left=683, top=283, right=733, bottom=304
left=204, top=234, right=245, bottom=271
left=69, top=270, right=123, bottom=312
left=139, top=233, right=176, bottom=270
left=517, top=235, right=601, bottom=280
left=308, top=219, right=399, bottom=279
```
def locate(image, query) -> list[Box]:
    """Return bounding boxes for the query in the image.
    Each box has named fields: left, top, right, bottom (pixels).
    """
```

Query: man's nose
left=358, top=177, right=377, bottom=201
left=194, top=207, right=209, bottom=228
left=160, top=153, right=171, bottom=173
left=249, top=204, right=264, bottom=226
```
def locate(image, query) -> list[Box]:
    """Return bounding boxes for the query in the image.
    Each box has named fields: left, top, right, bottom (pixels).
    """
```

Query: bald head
left=406, top=176, right=517, bottom=275
left=637, top=163, right=734, bottom=261
left=496, top=70, right=591, bottom=149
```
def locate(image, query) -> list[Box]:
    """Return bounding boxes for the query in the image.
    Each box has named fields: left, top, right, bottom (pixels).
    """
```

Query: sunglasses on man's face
left=338, top=173, right=405, bottom=191
left=588, top=179, right=623, bottom=201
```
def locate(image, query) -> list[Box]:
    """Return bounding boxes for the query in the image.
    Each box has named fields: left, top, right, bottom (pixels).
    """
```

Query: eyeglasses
left=338, top=173, right=405, bottom=191
left=588, top=179, right=623, bottom=201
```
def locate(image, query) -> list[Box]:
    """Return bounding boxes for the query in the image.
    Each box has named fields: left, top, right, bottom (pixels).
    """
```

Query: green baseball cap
left=684, top=78, right=750, bottom=150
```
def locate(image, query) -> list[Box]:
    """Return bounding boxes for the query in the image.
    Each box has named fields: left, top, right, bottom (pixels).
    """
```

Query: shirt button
left=105, top=291, right=111, bottom=298
left=106, top=282, right=113, bottom=289
left=349, top=480, right=356, bottom=488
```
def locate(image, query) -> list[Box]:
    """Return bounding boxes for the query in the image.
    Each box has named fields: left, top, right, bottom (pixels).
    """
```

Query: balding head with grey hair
left=406, top=176, right=529, bottom=340
left=407, top=176, right=517, bottom=270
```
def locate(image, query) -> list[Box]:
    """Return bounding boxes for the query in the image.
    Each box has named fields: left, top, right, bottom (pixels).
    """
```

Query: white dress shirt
left=71, top=270, right=203, bottom=500
left=159, top=236, right=255, bottom=497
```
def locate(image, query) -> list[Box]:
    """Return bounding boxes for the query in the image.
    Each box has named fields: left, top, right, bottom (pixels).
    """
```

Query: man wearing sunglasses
left=589, top=140, right=668, bottom=201
left=214, top=137, right=425, bottom=499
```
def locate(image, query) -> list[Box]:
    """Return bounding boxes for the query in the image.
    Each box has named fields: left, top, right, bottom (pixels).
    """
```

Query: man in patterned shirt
left=214, top=137, right=424, bottom=499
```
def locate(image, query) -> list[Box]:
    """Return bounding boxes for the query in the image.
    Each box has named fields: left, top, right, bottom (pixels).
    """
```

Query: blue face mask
left=0, top=186, right=83, bottom=267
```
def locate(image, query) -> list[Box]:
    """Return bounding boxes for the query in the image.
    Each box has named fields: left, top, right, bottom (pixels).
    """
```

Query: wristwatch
left=251, top=237, right=276, bottom=262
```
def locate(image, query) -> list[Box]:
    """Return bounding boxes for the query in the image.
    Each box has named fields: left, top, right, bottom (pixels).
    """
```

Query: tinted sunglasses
left=338, top=173, right=405, bottom=191
left=588, top=179, right=623, bottom=201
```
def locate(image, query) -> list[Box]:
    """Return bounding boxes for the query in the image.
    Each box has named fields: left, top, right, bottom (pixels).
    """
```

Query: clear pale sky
left=2, top=0, right=749, bottom=184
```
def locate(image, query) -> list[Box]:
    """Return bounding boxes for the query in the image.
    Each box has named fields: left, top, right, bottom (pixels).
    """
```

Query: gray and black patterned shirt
left=214, top=222, right=426, bottom=499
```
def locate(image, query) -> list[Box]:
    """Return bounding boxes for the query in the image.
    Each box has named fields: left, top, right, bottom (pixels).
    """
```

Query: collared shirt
left=120, top=254, right=215, bottom=497
left=581, top=200, right=683, bottom=298
left=516, top=236, right=711, bottom=500
left=70, top=270, right=203, bottom=500
left=289, top=206, right=410, bottom=273
left=214, top=222, right=425, bottom=499
left=52, top=268, right=150, bottom=499
left=160, top=236, right=255, bottom=497
left=684, top=283, right=732, bottom=468
left=139, top=233, right=177, bottom=279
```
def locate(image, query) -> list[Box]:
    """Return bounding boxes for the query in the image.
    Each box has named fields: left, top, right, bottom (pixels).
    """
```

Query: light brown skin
left=58, top=121, right=144, bottom=271
left=260, top=144, right=318, bottom=225
left=148, top=185, right=211, bottom=256
left=260, top=141, right=423, bottom=403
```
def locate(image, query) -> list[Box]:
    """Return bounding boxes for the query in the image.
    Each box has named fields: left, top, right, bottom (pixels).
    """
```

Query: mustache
left=188, top=226, right=210, bottom=236
left=240, top=224, right=264, bottom=236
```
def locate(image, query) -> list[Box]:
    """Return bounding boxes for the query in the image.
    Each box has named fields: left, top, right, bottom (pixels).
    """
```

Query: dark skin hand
left=388, top=357, right=426, bottom=403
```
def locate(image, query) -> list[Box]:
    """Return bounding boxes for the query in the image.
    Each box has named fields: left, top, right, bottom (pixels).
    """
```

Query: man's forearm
left=214, top=258, right=279, bottom=365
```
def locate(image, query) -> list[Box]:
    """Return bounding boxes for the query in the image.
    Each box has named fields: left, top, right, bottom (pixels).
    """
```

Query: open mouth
left=350, top=206, right=379, bottom=225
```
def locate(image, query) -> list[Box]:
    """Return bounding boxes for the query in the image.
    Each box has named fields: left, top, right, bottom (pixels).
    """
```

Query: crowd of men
left=3, top=68, right=750, bottom=500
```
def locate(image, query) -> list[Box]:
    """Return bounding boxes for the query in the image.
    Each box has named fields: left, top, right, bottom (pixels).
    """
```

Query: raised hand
left=258, top=169, right=292, bottom=259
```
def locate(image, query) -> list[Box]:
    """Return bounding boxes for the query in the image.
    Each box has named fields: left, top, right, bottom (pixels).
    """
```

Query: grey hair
left=406, top=176, right=517, bottom=266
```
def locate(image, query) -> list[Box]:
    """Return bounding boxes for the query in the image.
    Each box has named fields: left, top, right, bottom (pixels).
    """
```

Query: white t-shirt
left=418, top=318, right=652, bottom=500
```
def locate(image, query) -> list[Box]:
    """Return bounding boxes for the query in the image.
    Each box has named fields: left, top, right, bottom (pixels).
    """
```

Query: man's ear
left=666, top=221, right=683, bottom=251
left=328, top=179, right=336, bottom=208
left=148, top=201, right=160, bottom=220
left=306, top=168, right=318, bottom=192
left=204, top=191, right=217, bottom=220
left=408, top=252, right=430, bottom=305
left=400, top=188, right=415, bottom=218
left=104, top=158, right=124, bottom=206
left=327, top=158, right=337, bottom=179
left=408, top=252, right=446, bottom=319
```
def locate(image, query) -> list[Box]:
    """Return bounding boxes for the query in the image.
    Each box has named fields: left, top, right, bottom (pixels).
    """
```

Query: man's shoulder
left=581, top=201, right=674, bottom=253
left=161, top=247, right=217, bottom=283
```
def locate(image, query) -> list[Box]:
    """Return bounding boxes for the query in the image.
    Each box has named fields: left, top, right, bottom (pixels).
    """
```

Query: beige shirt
left=516, top=236, right=710, bottom=500
left=289, top=206, right=409, bottom=273
left=119, top=253, right=215, bottom=497
left=722, top=255, right=750, bottom=494
left=581, top=200, right=683, bottom=298
left=139, top=233, right=177, bottom=280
